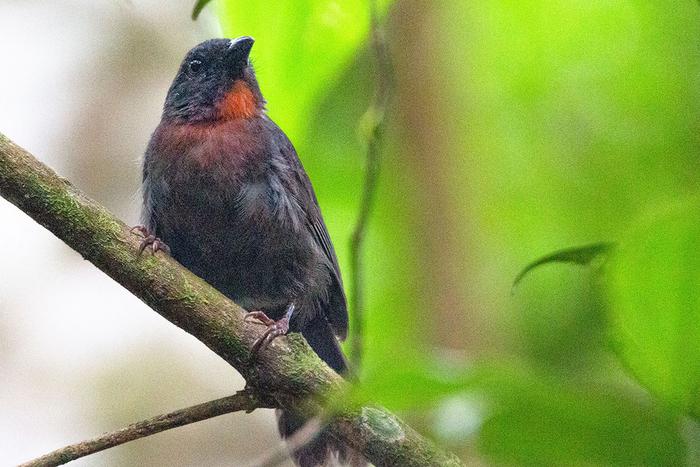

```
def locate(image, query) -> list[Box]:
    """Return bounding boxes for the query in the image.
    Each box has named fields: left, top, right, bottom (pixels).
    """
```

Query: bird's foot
left=251, top=315, right=290, bottom=354
left=130, top=225, right=170, bottom=255
left=244, top=310, right=276, bottom=327
left=247, top=304, right=295, bottom=355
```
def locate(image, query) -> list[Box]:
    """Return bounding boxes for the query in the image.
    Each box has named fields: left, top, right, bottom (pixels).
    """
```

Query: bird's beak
left=228, top=36, right=254, bottom=63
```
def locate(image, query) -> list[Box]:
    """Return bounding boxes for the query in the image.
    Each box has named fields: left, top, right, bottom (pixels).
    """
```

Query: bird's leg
left=250, top=303, right=295, bottom=355
left=130, top=225, right=170, bottom=255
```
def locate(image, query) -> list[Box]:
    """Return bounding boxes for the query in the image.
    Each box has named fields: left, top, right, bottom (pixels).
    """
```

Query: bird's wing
left=276, top=131, right=349, bottom=340
left=303, top=191, right=349, bottom=341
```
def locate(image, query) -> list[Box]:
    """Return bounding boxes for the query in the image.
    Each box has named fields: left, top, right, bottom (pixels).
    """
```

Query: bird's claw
left=130, top=225, right=170, bottom=256
left=245, top=310, right=276, bottom=326
left=130, top=225, right=149, bottom=236
left=251, top=315, right=290, bottom=355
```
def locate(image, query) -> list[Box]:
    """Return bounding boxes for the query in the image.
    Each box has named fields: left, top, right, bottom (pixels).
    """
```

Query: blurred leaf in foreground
left=476, top=365, right=685, bottom=466
left=342, top=355, right=476, bottom=411
left=343, top=359, right=686, bottom=466
left=607, top=199, right=700, bottom=414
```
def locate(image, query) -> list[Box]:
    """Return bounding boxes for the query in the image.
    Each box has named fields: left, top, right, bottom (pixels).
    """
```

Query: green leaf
left=213, top=0, right=392, bottom=142
left=607, top=199, right=700, bottom=413
left=476, top=368, right=685, bottom=466
left=349, top=361, right=686, bottom=466
left=191, top=0, right=213, bottom=20
left=514, top=241, right=615, bottom=288
left=337, top=357, right=476, bottom=411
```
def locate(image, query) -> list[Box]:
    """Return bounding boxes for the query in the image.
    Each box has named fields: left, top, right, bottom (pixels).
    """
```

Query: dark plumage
left=140, top=37, right=361, bottom=466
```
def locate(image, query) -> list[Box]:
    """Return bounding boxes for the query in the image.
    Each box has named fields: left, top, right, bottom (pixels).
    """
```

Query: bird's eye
left=188, top=59, right=203, bottom=74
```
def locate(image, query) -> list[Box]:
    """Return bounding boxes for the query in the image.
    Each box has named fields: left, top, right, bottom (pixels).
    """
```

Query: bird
left=137, top=37, right=362, bottom=467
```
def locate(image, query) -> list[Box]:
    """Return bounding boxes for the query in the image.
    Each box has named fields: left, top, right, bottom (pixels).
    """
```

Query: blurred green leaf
left=214, top=0, right=391, bottom=141
left=514, top=242, right=615, bottom=288
left=345, top=360, right=687, bottom=466
left=607, top=200, right=700, bottom=413
left=342, top=358, right=476, bottom=411
left=476, top=367, right=685, bottom=466
left=191, top=0, right=213, bottom=19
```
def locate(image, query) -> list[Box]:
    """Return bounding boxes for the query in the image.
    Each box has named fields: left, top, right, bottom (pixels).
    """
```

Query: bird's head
left=162, top=37, right=264, bottom=123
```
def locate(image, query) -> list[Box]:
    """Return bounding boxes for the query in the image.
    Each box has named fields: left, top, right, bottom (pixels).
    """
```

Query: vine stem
left=349, top=0, right=393, bottom=371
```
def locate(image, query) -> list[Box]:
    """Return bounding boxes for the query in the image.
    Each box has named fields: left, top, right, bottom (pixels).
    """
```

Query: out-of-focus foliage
left=475, top=365, right=686, bottom=466
left=608, top=199, right=700, bottom=415
left=198, top=0, right=700, bottom=465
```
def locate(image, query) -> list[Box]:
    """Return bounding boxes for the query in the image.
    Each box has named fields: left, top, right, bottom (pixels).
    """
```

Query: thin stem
left=20, top=391, right=266, bottom=467
left=349, top=0, right=392, bottom=370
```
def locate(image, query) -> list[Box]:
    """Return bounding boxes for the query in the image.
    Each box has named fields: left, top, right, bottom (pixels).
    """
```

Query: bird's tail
left=277, top=317, right=366, bottom=467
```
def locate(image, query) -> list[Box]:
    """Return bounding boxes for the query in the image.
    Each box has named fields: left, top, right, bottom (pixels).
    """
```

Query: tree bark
left=0, top=132, right=464, bottom=467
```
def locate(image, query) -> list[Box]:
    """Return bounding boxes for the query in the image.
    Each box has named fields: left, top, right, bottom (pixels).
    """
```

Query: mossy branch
left=0, top=132, right=464, bottom=467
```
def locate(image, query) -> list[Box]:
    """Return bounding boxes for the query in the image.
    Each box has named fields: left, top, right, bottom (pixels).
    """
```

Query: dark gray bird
left=138, top=37, right=362, bottom=466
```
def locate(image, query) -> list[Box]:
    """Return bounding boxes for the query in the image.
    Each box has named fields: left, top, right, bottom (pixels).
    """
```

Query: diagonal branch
left=0, top=132, right=463, bottom=467
left=20, top=391, right=269, bottom=467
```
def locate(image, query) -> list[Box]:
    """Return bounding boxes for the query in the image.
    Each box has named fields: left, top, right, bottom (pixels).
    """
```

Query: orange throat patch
left=219, top=80, right=258, bottom=120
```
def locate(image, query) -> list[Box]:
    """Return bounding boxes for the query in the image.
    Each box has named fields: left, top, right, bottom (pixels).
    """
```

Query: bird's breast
left=152, top=118, right=269, bottom=172
left=145, top=117, right=323, bottom=307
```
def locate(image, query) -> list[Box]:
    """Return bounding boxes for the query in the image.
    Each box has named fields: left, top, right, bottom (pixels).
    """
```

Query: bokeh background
left=2, top=1, right=700, bottom=465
